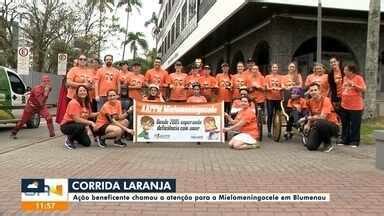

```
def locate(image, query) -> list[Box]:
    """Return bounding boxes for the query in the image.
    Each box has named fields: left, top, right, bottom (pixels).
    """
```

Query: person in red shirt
left=187, top=83, right=207, bottom=103
left=305, top=63, right=329, bottom=97
left=303, top=83, right=340, bottom=152
left=11, top=75, right=55, bottom=139
left=169, top=61, right=188, bottom=102
left=60, top=85, right=98, bottom=149
left=199, top=65, right=218, bottom=102
left=265, top=63, right=284, bottom=137
left=144, top=57, right=169, bottom=98
left=285, top=87, right=307, bottom=139
left=95, top=54, right=120, bottom=110
left=143, top=85, right=165, bottom=102
left=216, top=62, right=232, bottom=113
left=339, top=64, right=366, bottom=147
left=224, top=96, right=260, bottom=150
left=95, top=89, right=133, bottom=148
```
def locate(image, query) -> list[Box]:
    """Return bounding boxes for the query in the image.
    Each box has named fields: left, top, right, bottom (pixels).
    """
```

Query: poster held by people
left=134, top=101, right=224, bottom=143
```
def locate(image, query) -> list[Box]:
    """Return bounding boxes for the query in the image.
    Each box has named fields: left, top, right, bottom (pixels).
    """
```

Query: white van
left=0, top=66, right=40, bottom=128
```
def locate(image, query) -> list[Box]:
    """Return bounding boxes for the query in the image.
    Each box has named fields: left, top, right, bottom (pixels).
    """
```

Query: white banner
left=134, top=101, right=225, bottom=143
left=57, top=53, right=67, bottom=75
left=17, top=47, right=30, bottom=75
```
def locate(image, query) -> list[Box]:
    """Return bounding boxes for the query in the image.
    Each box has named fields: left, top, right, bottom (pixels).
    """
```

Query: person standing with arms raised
left=95, top=55, right=120, bottom=110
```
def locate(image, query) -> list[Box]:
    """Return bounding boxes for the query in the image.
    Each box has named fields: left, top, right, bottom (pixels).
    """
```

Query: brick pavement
left=0, top=128, right=383, bottom=215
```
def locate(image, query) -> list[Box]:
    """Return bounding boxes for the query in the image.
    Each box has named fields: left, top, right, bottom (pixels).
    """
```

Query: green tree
left=116, top=0, right=142, bottom=60
left=86, top=0, right=115, bottom=58
left=122, top=32, right=148, bottom=60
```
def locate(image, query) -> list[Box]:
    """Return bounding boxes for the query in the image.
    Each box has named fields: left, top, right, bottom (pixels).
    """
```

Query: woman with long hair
left=60, top=85, right=98, bottom=149
left=265, top=63, right=283, bottom=137
left=328, top=56, right=344, bottom=113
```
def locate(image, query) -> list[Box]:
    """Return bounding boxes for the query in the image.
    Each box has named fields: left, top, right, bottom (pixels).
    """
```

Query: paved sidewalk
left=0, top=128, right=383, bottom=215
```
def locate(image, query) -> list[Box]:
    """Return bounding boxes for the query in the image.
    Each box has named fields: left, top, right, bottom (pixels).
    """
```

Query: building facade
left=157, top=0, right=384, bottom=115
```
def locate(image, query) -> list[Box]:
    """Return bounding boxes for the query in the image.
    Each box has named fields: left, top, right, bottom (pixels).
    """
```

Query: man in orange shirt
left=127, top=62, right=145, bottom=102
left=144, top=57, right=169, bottom=98
left=199, top=65, right=218, bottom=102
left=185, top=64, right=201, bottom=97
left=169, top=61, right=188, bottom=102
left=119, top=62, right=134, bottom=112
left=304, top=83, right=340, bottom=152
left=66, top=54, right=92, bottom=100
left=95, top=54, right=120, bottom=110
left=216, top=62, right=232, bottom=113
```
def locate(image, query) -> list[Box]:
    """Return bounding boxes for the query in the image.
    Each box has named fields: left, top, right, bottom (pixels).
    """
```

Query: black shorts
left=96, top=124, right=110, bottom=136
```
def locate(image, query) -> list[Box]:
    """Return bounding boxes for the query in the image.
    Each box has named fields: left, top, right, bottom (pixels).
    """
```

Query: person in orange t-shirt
left=169, top=61, right=188, bottom=102
left=231, top=62, right=250, bottom=99
left=304, top=83, right=340, bottom=152
left=305, top=63, right=329, bottom=97
left=60, top=85, right=98, bottom=149
left=187, top=83, right=207, bottom=103
left=199, top=65, right=218, bottom=102
left=95, top=54, right=120, bottom=110
left=126, top=62, right=145, bottom=103
left=185, top=65, right=201, bottom=97
left=95, top=89, right=133, bottom=148
left=143, top=85, right=165, bottom=102
left=285, top=87, right=307, bottom=139
left=224, top=96, right=260, bottom=150
left=283, top=62, right=303, bottom=90
left=339, top=64, right=366, bottom=147
left=216, top=62, right=233, bottom=113
left=144, top=57, right=169, bottom=98
left=265, top=63, right=283, bottom=137
left=86, top=58, right=100, bottom=112
left=66, top=54, right=92, bottom=99
left=247, top=65, right=266, bottom=110
left=118, top=62, right=134, bottom=111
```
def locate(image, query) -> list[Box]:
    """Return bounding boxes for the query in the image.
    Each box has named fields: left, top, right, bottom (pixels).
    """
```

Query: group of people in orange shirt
left=55, top=54, right=366, bottom=152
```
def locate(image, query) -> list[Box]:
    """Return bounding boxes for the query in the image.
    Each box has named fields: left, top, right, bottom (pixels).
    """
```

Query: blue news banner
left=21, top=178, right=330, bottom=203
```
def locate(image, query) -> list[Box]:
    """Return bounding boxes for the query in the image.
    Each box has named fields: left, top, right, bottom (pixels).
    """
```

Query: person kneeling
left=60, top=86, right=98, bottom=150
left=95, top=89, right=134, bottom=148
left=303, top=83, right=340, bottom=152
left=224, top=96, right=260, bottom=150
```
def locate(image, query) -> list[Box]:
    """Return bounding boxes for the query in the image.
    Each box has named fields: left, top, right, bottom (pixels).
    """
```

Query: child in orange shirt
left=187, top=83, right=207, bottom=103
left=285, top=87, right=307, bottom=139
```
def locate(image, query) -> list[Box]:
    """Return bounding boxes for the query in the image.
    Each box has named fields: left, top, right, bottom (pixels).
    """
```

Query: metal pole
left=316, top=0, right=322, bottom=63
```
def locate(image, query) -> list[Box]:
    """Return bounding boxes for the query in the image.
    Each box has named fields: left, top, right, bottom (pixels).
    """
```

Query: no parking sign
left=17, top=47, right=30, bottom=75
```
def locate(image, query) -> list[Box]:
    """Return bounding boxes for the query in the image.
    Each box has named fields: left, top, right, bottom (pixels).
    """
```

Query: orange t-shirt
left=144, top=68, right=169, bottom=87
left=305, top=73, right=329, bottom=97
left=119, top=70, right=134, bottom=85
left=86, top=68, right=98, bottom=99
left=333, top=67, right=343, bottom=97
left=265, top=74, right=283, bottom=100
left=96, top=100, right=122, bottom=129
left=235, top=107, right=259, bottom=139
left=231, top=99, right=256, bottom=113
left=287, top=97, right=307, bottom=110
left=283, top=73, right=303, bottom=89
left=169, top=72, right=188, bottom=101
left=231, top=73, right=249, bottom=99
left=127, top=73, right=145, bottom=102
left=306, top=96, right=339, bottom=125
left=61, top=99, right=90, bottom=125
left=199, top=75, right=218, bottom=101
left=216, top=73, right=233, bottom=102
left=247, top=74, right=266, bottom=104
left=187, top=95, right=207, bottom=103
left=185, top=74, right=201, bottom=97
left=341, top=74, right=366, bottom=110
left=96, top=67, right=120, bottom=97
left=66, top=66, right=89, bottom=99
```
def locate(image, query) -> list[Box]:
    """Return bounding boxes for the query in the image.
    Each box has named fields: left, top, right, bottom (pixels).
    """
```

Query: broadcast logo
left=21, top=178, right=69, bottom=211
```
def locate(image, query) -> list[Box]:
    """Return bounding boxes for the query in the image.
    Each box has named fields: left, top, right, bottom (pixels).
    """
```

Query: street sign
left=57, top=53, right=67, bottom=75
left=17, top=47, right=30, bottom=75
